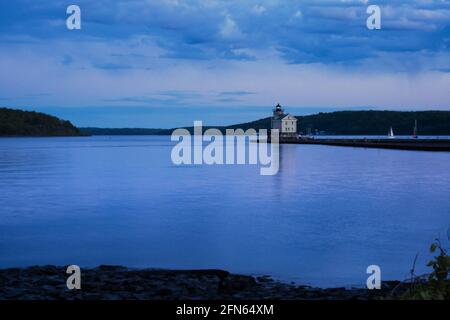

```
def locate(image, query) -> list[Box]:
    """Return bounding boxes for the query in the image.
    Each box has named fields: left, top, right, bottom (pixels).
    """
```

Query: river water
left=0, top=136, right=449, bottom=287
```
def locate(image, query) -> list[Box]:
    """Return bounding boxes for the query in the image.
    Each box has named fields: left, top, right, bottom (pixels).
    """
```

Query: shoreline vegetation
left=80, top=110, right=450, bottom=136
left=3, top=107, right=450, bottom=152
left=0, top=107, right=82, bottom=137
left=2, top=107, right=450, bottom=137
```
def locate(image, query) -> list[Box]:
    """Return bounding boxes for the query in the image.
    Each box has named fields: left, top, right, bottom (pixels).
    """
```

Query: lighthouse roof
left=281, top=114, right=297, bottom=121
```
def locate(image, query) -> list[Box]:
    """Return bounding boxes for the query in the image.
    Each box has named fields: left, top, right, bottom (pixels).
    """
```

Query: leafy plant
left=400, top=229, right=450, bottom=300
left=424, top=236, right=450, bottom=299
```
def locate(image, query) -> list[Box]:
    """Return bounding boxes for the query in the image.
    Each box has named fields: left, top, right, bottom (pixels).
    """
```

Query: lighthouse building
left=271, top=104, right=298, bottom=138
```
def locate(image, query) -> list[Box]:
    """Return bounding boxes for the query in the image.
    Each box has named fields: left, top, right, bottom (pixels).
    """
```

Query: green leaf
left=430, top=243, right=437, bottom=253
left=420, top=291, right=430, bottom=300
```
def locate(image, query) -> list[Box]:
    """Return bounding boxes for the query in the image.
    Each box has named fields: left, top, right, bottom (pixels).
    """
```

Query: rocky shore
left=0, top=265, right=401, bottom=300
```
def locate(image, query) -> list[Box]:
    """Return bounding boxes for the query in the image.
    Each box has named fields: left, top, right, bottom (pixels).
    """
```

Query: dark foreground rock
left=0, top=266, right=399, bottom=300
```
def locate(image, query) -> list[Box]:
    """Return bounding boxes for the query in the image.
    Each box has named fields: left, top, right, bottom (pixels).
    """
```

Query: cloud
left=93, top=63, right=133, bottom=70
left=219, top=91, right=256, bottom=97
left=0, top=0, right=449, bottom=122
left=220, top=15, right=243, bottom=39
left=1, top=0, right=448, bottom=66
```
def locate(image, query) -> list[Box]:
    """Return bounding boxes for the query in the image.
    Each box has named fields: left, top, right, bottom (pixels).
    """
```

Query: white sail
left=388, top=127, right=395, bottom=139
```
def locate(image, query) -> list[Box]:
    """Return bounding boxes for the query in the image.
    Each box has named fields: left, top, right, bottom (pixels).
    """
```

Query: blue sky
left=0, top=0, right=449, bottom=127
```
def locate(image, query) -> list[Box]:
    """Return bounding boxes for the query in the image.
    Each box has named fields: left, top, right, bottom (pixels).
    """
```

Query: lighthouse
left=271, top=104, right=298, bottom=138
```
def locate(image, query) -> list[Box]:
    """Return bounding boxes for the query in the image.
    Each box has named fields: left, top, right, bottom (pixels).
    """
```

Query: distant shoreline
left=3, top=107, right=450, bottom=137
left=79, top=109, right=450, bottom=136
left=0, top=107, right=82, bottom=137
left=3, top=107, right=450, bottom=138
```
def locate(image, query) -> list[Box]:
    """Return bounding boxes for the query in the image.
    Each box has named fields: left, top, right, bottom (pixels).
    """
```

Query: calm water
left=0, top=136, right=449, bottom=287
left=314, top=135, right=450, bottom=140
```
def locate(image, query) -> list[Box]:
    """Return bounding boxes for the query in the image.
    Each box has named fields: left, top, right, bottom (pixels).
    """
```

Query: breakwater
left=282, top=138, right=450, bottom=152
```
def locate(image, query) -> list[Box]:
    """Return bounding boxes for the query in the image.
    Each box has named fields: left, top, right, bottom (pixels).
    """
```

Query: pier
left=282, top=137, right=450, bottom=152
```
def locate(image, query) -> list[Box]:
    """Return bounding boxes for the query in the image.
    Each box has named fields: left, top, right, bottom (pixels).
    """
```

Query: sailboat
left=388, top=127, right=395, bottom=139
left=412, top=120, right=418, bottom=139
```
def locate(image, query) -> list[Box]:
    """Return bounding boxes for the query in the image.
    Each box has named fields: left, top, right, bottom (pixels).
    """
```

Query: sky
left=0, top=0, right=449, bottom=128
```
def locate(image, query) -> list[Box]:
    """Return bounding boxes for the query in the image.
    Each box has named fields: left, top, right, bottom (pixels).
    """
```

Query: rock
left=96, top=265, right=127, bottom=272
left=0, top=265, right=394, bottom=300
left=155, top=288, right=173, bottom=296
left=257, top=275, right=273, bottom=283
